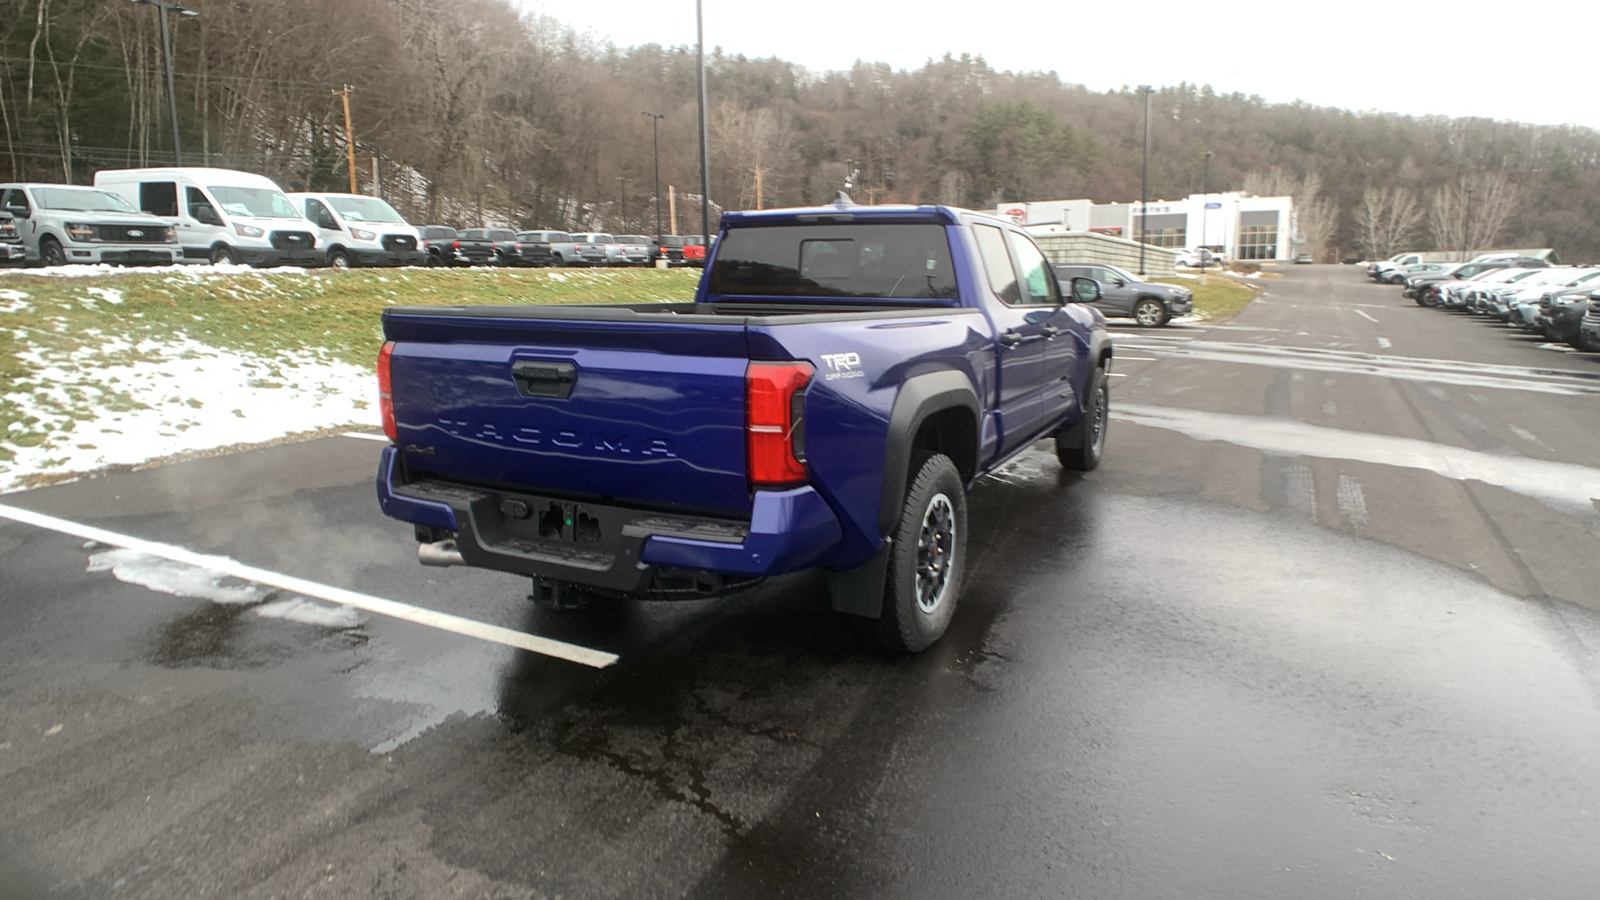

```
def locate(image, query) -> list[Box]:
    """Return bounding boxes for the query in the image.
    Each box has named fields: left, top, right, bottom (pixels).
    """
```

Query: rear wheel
left=39, top=237, right=67, bottom=267
left=329, top=249, right=352, bottom=269
left=876, top=453, right=966, bottom=653
left=1057, top=363, right=1109, bottom=471
left=210, top=245, right=236, bottom=265
left=1133, top=297, right=1169, bottom=327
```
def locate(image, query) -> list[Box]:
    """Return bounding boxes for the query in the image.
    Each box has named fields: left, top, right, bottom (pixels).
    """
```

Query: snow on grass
left=0, top=288, right=28, bottom=312
left=1, top=334, right=377, bottom=492
left=85, top=287, right=124, bottom=304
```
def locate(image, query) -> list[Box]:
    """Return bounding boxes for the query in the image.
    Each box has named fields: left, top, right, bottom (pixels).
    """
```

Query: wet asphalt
left=2, top=265, right=1600, bottom=898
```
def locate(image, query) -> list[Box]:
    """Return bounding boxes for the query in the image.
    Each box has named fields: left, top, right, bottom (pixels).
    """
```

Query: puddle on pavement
left=1113, top=402, right=1600, bottom=518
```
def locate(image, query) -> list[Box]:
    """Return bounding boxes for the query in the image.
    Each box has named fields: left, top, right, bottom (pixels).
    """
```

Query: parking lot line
left=341, top=432, right=391, bottom=443
left=0, top=503, right=618, bottom=669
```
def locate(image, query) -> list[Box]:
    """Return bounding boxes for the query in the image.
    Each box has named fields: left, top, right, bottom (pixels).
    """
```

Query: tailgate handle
left=510, top=361, right=577, bottom=399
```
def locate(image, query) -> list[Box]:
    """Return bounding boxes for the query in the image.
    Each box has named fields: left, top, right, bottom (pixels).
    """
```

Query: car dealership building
left=996, top=192, right=1297, bottom=262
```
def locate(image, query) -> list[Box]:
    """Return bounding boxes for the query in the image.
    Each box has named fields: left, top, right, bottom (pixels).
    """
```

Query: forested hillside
left=5, top=0, right=1600, bottom=258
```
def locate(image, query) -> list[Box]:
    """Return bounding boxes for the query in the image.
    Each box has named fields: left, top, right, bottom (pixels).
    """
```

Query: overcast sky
left=522, top=0, right=1595, bottom=131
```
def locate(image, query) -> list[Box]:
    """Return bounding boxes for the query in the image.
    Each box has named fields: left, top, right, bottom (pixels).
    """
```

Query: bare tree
left=1243, top=166, right=1340, bottom=260
left=1355, top=186, right=1423, bottom=259
left=1429, top=170, right=1522, bottom=258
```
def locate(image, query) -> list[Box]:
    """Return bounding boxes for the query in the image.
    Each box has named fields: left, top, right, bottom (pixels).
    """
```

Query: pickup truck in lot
left=375, top=201, right=1113, bottom=651
left=0, top=212, right=25, bottom=265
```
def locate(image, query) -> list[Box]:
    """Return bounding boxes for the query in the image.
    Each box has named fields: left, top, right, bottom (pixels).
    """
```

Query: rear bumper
left=375, top=446, right=843, bottom=593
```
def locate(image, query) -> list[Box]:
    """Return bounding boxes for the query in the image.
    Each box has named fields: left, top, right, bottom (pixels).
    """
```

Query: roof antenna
left=834, top=191, right=854, bottom=207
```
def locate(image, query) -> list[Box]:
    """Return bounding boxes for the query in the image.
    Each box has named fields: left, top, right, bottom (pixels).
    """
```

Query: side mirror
left=1071, top=276, right=1101, bottom=304
left=1112, top=279, right=1126, bottom=288
left=191, top=205, right=222, bottom=226
left=6, top=206, right=29, bottom=219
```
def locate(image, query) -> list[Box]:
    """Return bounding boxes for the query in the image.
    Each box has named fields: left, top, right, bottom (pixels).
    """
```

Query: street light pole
left=642, top=111, right=665, bottom=238
left=132, top=0, right=199, bottom=166
left=616, top=176, right=628, bottom=231
left=1463, top=187, right=1474, bottom=263
left=1138, top=85, right=1153, bottom=276
left=695, top=0, right=712, bottom=243
left=1200, top=150, right=1213, bottom=285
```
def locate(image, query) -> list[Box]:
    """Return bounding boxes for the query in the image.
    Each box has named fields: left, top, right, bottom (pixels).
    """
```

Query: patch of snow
left=546, top=272, right=568, bottom=282
left=254, top=596, right=365, bottom=629
left=87, top=548, right=270, bottom=604
left=1, top=335, right=379, bottom=492
left=85, top=287, right=124, bottom=305
left=0, top=288, right=28, bottom=312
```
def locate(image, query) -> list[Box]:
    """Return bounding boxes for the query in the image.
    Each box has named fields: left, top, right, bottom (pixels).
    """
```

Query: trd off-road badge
left=821, top=351, right=864, bottom=381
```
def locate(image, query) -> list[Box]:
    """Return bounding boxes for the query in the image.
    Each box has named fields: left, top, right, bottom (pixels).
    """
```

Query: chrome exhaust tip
left=418, top=539, right=464, bottom=567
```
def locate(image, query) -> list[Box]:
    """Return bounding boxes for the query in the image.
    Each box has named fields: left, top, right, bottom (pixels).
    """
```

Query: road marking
left=0, top=503, right=618, bottom=669
left=1376, top=338, right=1392, bottom=349
left=1109, top=373, right=1128, bottom=377
left=1353, top=309, right=1380, bottom=324
left=342, top=431, right=391, bottom=443
left=1117, top=356, right=1159, bottom=361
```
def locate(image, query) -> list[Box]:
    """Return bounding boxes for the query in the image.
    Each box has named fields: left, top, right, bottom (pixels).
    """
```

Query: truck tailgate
left=385, top=309, right=752, bottom=516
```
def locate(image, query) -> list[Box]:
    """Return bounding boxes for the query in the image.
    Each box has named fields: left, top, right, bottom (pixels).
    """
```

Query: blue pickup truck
left=376, top=200, right=1113, bottom=651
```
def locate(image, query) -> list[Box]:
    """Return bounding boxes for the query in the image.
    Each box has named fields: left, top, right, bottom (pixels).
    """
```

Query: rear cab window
left=709, top=223, right=958, bottom=300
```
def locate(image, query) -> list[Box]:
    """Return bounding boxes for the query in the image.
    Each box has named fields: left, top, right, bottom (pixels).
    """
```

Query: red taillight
left=452, top=240, right=461, bottom=250
left=514, top=242, right=522, bottom=251
left=377, top=341, right=397, bottom=442
left=746, top=361, right=813, bottom=486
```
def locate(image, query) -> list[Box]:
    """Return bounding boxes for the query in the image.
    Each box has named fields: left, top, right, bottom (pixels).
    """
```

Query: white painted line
left=0, top=503, right=618, bottom=669
left=1117, top=356, right=1159, bottom=361
left=1353, top=309, right=1380, bottom=324
left=1376, top=337, right=1392, bottom=349
left=1109, top=373, right=1128, bottom=377
left=342, top=432, right=392, bottom=443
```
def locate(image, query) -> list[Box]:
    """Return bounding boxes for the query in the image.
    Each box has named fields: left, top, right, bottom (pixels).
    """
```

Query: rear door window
left=139, top=182, right=178, bottom=217
left=973, top=224, right=1021, bottom=305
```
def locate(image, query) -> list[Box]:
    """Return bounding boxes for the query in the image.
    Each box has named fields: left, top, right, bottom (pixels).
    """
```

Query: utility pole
left=1200, top=150, right=1213, bottom=285
left=642, top=112, right=665, bottom=237
left=372, top=145, right=384, bottom=200
left=669, top=185, right=678, bottom=235
left=131, top=0, right=199, bottom=166
left=1463, top=187, right=1474, bottom=262
left=616, top=176, right=628, bottom=231
left=754, top=167, right=765, bottom=209
left=1138, top=85, right=1153, bottom=276
left=695, top=0, right=712, bottom=243
left=334, top=85, right=357, bottom=193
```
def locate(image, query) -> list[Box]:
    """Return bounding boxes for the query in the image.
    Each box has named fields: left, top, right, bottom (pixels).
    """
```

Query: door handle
left=1041, top=325, right=1060, bottom=337
left=1000, top=331, right=1023, bottom=347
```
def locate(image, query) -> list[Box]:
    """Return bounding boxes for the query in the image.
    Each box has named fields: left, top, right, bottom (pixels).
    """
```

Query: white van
left=93, top=167, right=322, bottom=267
left=286, top=192, right=426, bottom=268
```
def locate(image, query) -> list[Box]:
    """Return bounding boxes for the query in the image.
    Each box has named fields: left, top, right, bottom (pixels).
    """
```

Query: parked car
left=460, top=228, right=527, bottom=267
left=0, top=183, right=181, bottom=267
left=288, top=192, right=425, bottom=268
left=1052, top=262, right=1193, bottom=326
left=1385, top=261, right=1454, bottom=284
left=606, top=234, right=653, bottom=267
left=681, top=234, right=708, bottom=268
left=1579, top=294, right=1600, bottom=351
left=652, top=235, right=687, bottom=266
left=0, top=211, right=26, bottom=266
left=1439, top=267, right=1544, bottom=310
left=1539, top=290, right=1595, bottom=347
left=548, top=232, right=607, bottom=267
left=374, top=202, right=1114, bottom=653
left=1293, top=252, right=1314, bottom=264
left=419, top=226, right=494, bottom=267
left=1407, top=258, right=1548, bottom=305
left=94, top=167, right=321, bottom=267
left=512, top=230, right=562, bottom=267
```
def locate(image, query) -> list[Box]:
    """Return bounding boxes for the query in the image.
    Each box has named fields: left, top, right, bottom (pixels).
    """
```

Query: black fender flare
left=876, top=370, right=981, bottom=535
left=829, top=370, right=979, bottom=619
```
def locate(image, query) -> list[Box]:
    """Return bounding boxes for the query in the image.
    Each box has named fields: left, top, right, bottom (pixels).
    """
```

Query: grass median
left=0, top=267, right=701, bottom=471
left=1152, top=275, right=1262, bottom=320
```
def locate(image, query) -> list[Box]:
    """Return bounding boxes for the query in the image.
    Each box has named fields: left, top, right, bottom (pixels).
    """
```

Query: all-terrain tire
left=1057, top=364, right=1109, bottom=472
left=39, top=237, right=67, bottom=267
left=876, top=453, right=967, bottom=653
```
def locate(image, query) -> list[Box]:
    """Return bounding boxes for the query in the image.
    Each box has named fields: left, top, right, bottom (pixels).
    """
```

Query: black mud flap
left=826, top=540, right=891, bottom=619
